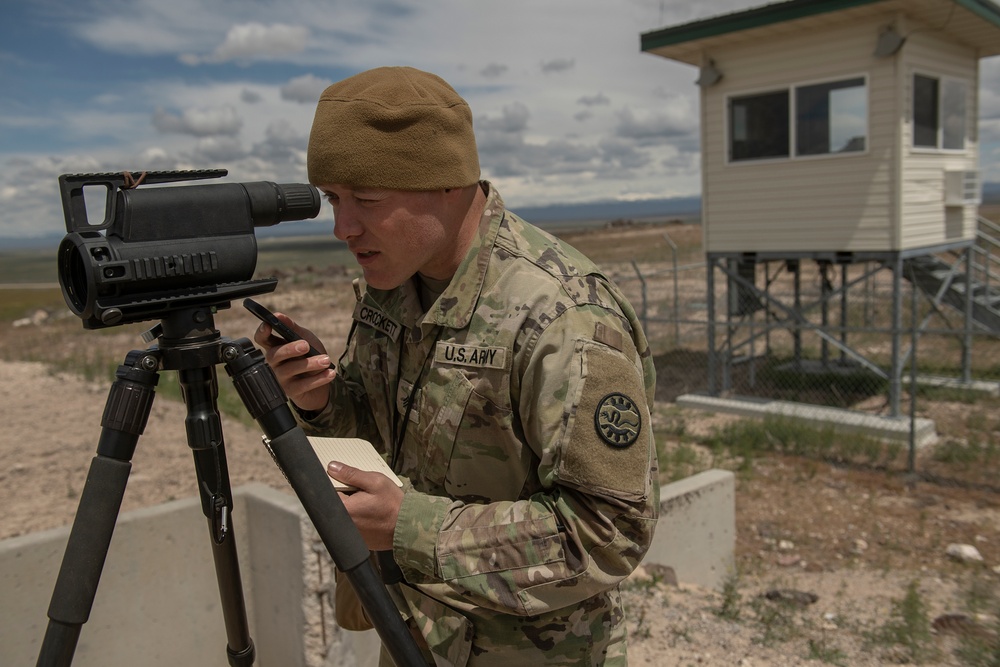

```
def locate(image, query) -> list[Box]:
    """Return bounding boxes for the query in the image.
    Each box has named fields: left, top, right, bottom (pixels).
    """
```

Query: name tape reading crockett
left=434, top=342, right=508, bottom=370
left=352, top=302, right=402, bottom=341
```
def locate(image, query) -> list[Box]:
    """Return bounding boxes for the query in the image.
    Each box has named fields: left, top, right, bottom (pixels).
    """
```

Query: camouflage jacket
left=299, top=182, right=659, bottom=666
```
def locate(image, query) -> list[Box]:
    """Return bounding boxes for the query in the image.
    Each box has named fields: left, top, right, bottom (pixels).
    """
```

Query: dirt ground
left=3, top=221, right=1000, bottom=665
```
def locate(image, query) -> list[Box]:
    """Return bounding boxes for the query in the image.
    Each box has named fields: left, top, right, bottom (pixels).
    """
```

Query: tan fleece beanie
left=307, top=66, right=480, bottom=190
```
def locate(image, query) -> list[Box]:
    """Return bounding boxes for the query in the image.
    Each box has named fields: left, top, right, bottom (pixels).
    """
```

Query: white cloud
left=2, top=0, right=998, bottom=241
left=481, top=63, right=508, bottom=79
left=478, top=103, right=531, bottom=134
left=152, top=105, right=244, bottom=137
left=540, top=58, right=575, bottom=74
left=250, top=120, right=309, bottom=162
left=280, top=74, right=333, bottom=104
left=614, top=105, right=697, bottom=142
left=181, top=23, right=310, bottom=65
left=241, top=89, right=263, bottom=104
left=191, top=136, right=246, bottom=163
left=578, top=93, right=611, bottom=107
left=77, top=15, right=205, bottom=56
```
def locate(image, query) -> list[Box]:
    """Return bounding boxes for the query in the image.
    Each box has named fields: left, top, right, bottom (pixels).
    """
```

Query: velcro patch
left=352, top=302, right=401, bottom=341
left=593, top=322, right=624, bottom=352
left=434, top=342, right=508, bottom=370
left=557, top=339, right=650, bottom=501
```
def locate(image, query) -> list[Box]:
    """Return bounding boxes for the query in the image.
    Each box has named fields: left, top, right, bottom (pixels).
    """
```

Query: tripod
left=36, top=302, right=425, bottom=667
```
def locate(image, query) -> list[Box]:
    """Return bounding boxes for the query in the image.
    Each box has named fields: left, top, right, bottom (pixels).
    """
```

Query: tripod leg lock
left=224, top=340, right=292, bottom=419
left=97, top=350, right=161, bottom=461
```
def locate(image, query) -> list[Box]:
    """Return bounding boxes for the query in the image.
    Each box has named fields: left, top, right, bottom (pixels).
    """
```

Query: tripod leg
left=177, top=364, right=255, bottom=667
left=37, top=352, right=159, bottom=667
left=224, top=339, right=428, bottom=667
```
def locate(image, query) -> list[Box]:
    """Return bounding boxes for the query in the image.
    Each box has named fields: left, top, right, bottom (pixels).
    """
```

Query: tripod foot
left=227, top=639, right=255, bottom=667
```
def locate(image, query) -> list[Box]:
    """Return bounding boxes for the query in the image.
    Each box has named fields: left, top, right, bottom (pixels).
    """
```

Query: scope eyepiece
left=243, top=182, right=321, bottom=227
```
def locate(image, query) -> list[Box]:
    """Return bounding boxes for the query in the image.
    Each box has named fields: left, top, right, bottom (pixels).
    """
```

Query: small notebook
left=307, top=437, right=403, bottom=492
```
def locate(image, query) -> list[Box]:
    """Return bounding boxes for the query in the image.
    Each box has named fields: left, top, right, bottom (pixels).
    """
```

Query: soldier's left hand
left=327, top=461, right=403, bottom=552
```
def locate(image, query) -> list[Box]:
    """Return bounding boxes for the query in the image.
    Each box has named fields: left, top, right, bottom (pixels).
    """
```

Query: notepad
left=307, top=437, right=403, bottom=492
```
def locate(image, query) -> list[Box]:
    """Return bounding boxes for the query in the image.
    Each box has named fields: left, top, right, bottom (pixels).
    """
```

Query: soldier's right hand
left=252, top=313, right=335, bottom=413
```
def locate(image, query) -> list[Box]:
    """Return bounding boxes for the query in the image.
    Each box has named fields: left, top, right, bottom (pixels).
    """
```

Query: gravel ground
left=3, top=358, right=999, bottom=665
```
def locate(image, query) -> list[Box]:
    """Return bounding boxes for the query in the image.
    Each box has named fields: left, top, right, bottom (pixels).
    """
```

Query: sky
left=1, top=0, right=998, bottom=241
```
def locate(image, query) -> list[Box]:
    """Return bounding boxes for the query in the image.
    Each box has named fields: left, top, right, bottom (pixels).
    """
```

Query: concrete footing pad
left=677, top=393, right=938, bottom=448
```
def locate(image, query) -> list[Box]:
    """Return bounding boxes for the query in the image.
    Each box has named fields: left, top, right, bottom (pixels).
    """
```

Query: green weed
left=807, top=635, right=848, bottom=666
left=714, top=570, right=743, bottom=621
left=867, top=580, right=938, bottom=664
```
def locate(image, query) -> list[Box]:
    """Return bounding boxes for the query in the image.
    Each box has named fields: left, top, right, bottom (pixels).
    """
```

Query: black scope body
left=56, top=171, right=321, bottom=329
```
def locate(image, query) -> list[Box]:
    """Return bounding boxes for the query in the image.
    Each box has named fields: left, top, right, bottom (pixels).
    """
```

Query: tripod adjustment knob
left=141, top=323, right=163, bottom=344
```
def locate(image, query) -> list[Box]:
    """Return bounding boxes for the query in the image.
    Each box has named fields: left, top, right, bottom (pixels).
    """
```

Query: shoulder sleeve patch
left=556, top=339, right=651, bottom=501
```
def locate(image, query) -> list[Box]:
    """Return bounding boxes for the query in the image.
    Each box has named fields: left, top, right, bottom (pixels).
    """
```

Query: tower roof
left=641, top=0, right=1000, bottom=63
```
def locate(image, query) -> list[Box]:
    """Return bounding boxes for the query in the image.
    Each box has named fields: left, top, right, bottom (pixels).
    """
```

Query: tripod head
left=56, top=169, right=321, bottom=329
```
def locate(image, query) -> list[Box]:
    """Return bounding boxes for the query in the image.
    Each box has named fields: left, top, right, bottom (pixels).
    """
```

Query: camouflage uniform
left=299, top=182, right=658, bottom=666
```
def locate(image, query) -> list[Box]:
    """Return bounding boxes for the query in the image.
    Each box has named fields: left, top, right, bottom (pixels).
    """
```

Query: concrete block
left=0, top=484, right=378, bottom=667
left=2, top=493, right=242, bottom=667
left=3, top=476, right=739, bottom=665
left=643, top=469, right=735, bottom=590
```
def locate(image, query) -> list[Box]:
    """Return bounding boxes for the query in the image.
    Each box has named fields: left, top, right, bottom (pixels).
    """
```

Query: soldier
left=254, top=66, right=659, bottom=666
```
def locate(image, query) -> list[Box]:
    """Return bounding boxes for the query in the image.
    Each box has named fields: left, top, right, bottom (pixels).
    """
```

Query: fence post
left=663, top=233, right=681, bottom=346
left=890, top=254, right=903, bottom=418
left=908, top=261, right=918, bottom=474
left=630, top=260, right=648, bottom=335
left=707, top=257, right=717, bottom=396
left=963, top=245, right=973, bottom=384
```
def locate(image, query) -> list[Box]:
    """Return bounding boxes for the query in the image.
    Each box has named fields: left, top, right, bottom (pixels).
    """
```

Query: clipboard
left=260, top=435, right=403, bottom=493
left=261, top=436, right=402, bottom=492
left=309, top=437, right=402, bottom=492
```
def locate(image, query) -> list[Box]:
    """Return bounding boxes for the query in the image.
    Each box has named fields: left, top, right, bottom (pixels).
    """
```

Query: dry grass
left=3, top=215, right=1000, bottom=665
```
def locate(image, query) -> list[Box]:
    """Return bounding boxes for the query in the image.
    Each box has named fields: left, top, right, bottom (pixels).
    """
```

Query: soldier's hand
left=327, top=461, right=402, bottom=552
left=253, top=313, right=335, bottom=413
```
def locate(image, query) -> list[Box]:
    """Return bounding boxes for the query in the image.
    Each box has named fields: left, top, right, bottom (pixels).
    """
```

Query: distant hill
left=985, top=180, right=1000, bottom=202
left=3, top=185, right=998, bottom=250
left=511, top=195, right=702, bottom=225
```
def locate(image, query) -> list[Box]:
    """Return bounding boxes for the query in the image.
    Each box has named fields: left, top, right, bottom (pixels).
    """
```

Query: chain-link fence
left=600, top=224, right=1000, bottom=480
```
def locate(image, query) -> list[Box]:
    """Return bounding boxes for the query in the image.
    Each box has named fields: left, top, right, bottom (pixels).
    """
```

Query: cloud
left=614, top=105, right=696, bottom=142
left=250, top=119, right=309, bottom=162
left=280, top=74, right=333, bottom=104
left=540, top=58, right=575, bottom=74
left=577, top=93, right=611, bottom=107
left=134, top=147, right=179, bottom=170
left=76, top=15, right=205, bottom=57
left=190, top=136, right=246, bottom=163
left=181, top=23, right=310, bottom=65
left=477, top=102, right=531, bottom=134
left=241, top=89, right=263, bottom=104
left=597, top=136, right=653, bottom=171
left=480, top=63, right=508, bottom=79
left=152, top=105, right=243, bottom=137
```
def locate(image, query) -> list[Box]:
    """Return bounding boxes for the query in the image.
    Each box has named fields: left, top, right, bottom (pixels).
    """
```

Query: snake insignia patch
left=594, top=392, right=642, bottom=448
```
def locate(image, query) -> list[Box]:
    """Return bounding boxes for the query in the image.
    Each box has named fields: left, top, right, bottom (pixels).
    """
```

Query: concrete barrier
left=2, top=472, right=735, bottom=666
left=646, top=469, right=735, bottom=590
left=0, top=485, right=377, bottom=667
